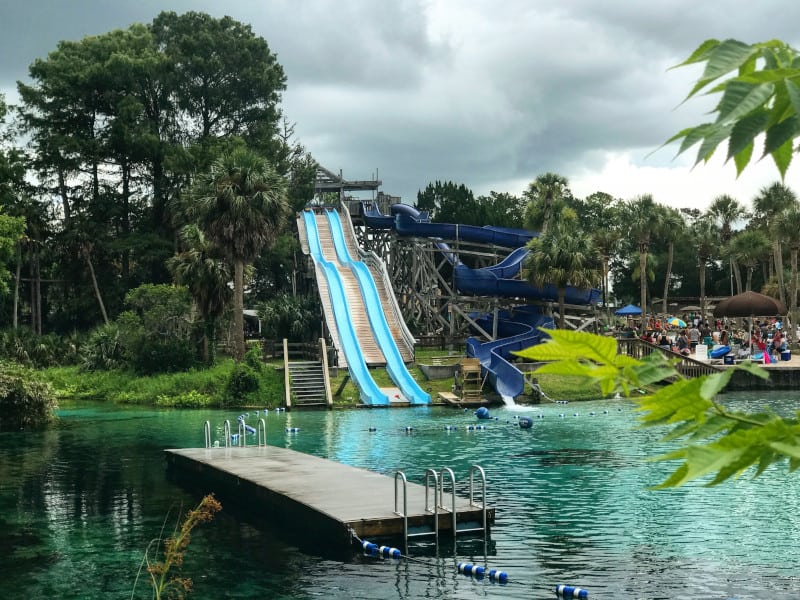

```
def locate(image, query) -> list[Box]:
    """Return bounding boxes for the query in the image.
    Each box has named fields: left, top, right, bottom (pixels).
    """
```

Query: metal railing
left=616, top=337, right=721, bottom=378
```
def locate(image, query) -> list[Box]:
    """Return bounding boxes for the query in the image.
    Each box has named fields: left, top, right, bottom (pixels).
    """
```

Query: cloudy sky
left=3, top=0, right=800, bottom=211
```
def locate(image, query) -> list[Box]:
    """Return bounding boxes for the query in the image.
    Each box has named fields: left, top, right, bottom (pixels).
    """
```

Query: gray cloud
left=3, top=0, right=800, bottom=203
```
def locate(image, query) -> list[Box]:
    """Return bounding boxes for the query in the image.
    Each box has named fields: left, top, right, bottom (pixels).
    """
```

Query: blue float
left=444, top=425, right=458, bottom=431
left=457, top=563, right=508, bottom=583
left=556, top=584, right=588, bottom=598
left=474, top=407, right=491, bottom=419
left=368, top=427, right=377, bottom=432
left=404, top=426, right=414, bottom=433
left=518, top=416, right=533, bottom=429
left=467, top=425, right=487, bottom=431
left=285, top=427, right=300, bottom=433
left=710, top=345, right=731, bottom=358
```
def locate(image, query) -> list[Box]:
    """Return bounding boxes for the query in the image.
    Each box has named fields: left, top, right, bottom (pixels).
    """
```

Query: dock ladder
left=393, top=464, right=488, bottom=552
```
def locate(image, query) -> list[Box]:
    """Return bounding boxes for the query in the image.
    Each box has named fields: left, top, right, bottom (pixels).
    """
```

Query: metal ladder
left=393, top=464, right=488, bottom=552
left=204, top=419, right=267, bottom=448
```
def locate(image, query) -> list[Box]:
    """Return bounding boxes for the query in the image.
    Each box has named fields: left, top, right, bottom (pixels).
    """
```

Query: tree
left=167, top=225, right=232, bottom=364
left=752, top=181, right=797, bottom=308
left=187, top=148, right=289, bottom=360
left=707, top=194, right=748, bottom=295
left=0, top=209, right=25, bottom=300
left=776, top=206, right=800, bottom=332
left=729, top=229, right=771, bottom=291
left=523, top=172, right=573, bottom=235
left=666, top=39, right=800, bottom=179
left=624, top=194, right=662, bottom=331
left=691, top=217, right=720, bottom=323
left=658, top=206, right=686, bottom=315
left=415, top=181, right=475, bottom=223
left=524, top=218, right=599, bottom=329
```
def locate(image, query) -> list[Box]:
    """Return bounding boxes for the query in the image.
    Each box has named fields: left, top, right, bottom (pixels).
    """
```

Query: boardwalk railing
left=616, top=337, right=721, bottom=378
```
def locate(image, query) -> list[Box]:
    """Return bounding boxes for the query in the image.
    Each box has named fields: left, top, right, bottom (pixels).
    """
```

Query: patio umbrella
left=679, top=305, right=703, bottom=312
left=713, top=291, right=786, bottom=355
left=668, top=317, right=687, bottom=328
left=614, top=303, right=642, bottom=316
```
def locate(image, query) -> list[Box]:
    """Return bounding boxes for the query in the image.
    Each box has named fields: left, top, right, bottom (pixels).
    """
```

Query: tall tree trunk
left=57, top=166, right=71, bottom=229
left=790, top=247, right=798, bottom=342
left=699, top=261, right=707, bottom=325
left=732, top=258, right=743, bottom=294
left=12, top=243, right=21, bottom=329
left=34, top=246, right=42, bottom=335
left=233, top=258, right=245, bottom=360
left=662, top=242, right=674, bottom=315
left=121, top=160, right=131, bottom=278
left=746, top=268, right=753, bottom=292
left=558, top=288, right=566, bottom=329
left=82, top=244, right=109, bottom=325
left=774, top=241, right=786, bottom=306
left=639, top=248, right=648, bottom=334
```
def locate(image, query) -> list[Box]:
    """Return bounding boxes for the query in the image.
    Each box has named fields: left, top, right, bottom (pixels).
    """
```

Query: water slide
left=325, top=209, right=430, bottom=405
left=301, top=210, right=389, bottom=405
left=361, top=202, right=598, bottom=401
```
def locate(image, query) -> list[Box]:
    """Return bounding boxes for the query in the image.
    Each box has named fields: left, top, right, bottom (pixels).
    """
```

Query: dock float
left=165, top=446, right=494, bottom=554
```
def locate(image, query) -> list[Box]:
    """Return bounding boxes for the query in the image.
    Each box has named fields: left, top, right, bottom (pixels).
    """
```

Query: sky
left=2, top=0, right=800, bottom=212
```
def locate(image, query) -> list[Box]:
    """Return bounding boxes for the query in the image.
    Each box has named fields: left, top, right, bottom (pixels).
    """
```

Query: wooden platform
left=165, top=446, right=494, bottom=554
left=438, top=391, right=489, bottom=408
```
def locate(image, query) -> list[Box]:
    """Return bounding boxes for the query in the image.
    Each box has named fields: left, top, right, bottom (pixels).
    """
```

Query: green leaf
left=714, top=81, right=774, bottom=125
left=770, top=135, right=795, bottom=179
left=786, top=79, right=800, bottom=117
left=699, top=369, right=735, bottom=398
left=733, top=141, right=754, bottom=175
left=694, top=123, right=733, bottom=164
left=764, top=115, right=800, bottom=156
left=699, top=40, right=758, bottom=87
left=515, top=329, right=618, bottom=365
left=637, top=378, right=712, bottom=427
left=726, top=108, right=768, bottom=161
left=735, top=67, right=800, bottom=84
left=652, top=444, right=745, bottom=488
left=672, top=38, right=720, bottom=69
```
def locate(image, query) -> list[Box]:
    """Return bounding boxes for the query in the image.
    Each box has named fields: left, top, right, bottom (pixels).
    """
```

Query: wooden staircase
left=287, top=361, right=329, bottom=407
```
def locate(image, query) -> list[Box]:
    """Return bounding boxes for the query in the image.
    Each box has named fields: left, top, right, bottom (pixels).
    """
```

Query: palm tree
left=167, top=225, right=232, bottom=364
left=523, top=172, right=571, bottom=235
left=707, top=194, right=748, bottom=295
left=658, top=206, right=686, bottom=315
left=752, top=182, right=798, bottom=308
left=524, top=222, right=599, bottom=329
left=592, top=226, right=621, bottom=311
left=625, top=194, right=662, bottom=332
left=188, top=148, right=289, bottom=360
left=729, top=230, right=771, bottom=292
left=776, top=206, right=800, bottom=335
left=691, top=217, right=719, bottom=325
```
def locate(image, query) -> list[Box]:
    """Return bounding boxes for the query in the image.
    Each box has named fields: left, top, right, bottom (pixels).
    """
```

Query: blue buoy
left=556, top=584, right=588, bottom=599
left=458, top=562, right=506, bottom=582
left=378, top=545, right=401, bottom=559
left=474, top=407, right=491, bottom=419
left=444, top=425, right=458, bottom=431
left=467, top=424, right=487, bottom=431
left=488, top=569, right=508, bottom=583
left=404, top=426, right=414, bottom=433
left=362, top=541, right=379, bottom=555
left=368, top=427, right=377, bottom=432
left=518, top=416, right=533, bottom=429
left=285, top=427, right=300, bottom=433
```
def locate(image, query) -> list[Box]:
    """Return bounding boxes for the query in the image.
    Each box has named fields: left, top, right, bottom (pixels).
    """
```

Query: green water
left=1, top=394, right=799, bottom=599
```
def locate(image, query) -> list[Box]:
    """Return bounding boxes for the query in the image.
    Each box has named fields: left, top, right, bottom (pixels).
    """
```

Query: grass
left=37, top=349, right=603, bottom=408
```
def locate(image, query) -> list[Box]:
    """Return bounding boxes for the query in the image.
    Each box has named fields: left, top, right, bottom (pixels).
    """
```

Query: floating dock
left=165, top=446, right=494, bottom=554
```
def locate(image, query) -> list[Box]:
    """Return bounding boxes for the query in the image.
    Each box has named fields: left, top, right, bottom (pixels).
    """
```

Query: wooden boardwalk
left=165, top=446, right=493, bottom=553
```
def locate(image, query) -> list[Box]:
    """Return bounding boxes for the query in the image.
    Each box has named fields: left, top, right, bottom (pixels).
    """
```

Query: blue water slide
left=326, top=210, right=430, bottom=405
left=302, top=211, right=389, bottom=406
left=466, top=307, right=554, bottom=400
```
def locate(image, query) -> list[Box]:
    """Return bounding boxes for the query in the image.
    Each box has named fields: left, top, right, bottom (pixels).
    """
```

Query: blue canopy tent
left=614, top=303, right=642, bottom=316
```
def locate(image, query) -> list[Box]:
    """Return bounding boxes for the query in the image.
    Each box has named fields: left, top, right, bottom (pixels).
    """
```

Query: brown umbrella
left=713, top=291, right=786, bottom=356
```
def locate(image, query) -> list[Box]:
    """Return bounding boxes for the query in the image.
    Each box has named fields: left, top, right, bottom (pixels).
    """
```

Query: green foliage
left=128, top=336, right=197, bottom=375
left=0, top=361, right=58, bottom=431
left=666, top=38, right=800, bottom=178
left=0, top=328, right=80, bottom=368
left=80, top=322, right=126, bottom=371
left=0, top=209, right=24, bottom=297
left=155, top=390, right=214, bottom=408
left=256, top=293, right=320, bottom=341
left=515, top=330, right=800, bottom=488
left=224, top=362, right=260, bottom=407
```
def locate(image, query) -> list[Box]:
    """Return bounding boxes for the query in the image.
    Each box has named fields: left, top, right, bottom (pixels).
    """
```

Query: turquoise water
left=1, top=394, right=799, bottom=599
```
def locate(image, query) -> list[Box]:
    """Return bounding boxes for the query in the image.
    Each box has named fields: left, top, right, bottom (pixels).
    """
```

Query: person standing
left=688, top=324, right=701, bottom=350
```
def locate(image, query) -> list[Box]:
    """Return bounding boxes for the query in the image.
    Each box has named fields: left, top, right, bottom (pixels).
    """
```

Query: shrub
left=81, top=323, right=126, bottom=371
left=224, top=363, right=259, bottom=407
left=0, top=362, right=58, bottom=431
left=155, top=390, right=214, bottom=408
left=128, top=337, right=197, bottom=375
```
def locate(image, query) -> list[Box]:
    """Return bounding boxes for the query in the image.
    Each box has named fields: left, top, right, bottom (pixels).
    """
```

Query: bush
left=0, top=328, right=80, bottom=368
left=128, top=337, right=197, bottom=375
left=81, top=323, right=126, bottom=371
left=224, top=363, right=259, bottom=407
left=155, top=390, right=215, bottom=408
left=0, top=362, right=58, bottom=431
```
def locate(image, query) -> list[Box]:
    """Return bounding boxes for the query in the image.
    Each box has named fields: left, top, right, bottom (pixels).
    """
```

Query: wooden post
left=283, top=338, right=292, bottom=410
left=320, top=337, right=333, bottom=409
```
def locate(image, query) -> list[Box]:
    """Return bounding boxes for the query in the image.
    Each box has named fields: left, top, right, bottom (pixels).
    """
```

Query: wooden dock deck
left=165, top=446, right=494, bottom=554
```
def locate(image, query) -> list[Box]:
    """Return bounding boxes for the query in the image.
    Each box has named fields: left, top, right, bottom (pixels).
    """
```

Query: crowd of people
left=615, top=313, right=789, bottom=361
